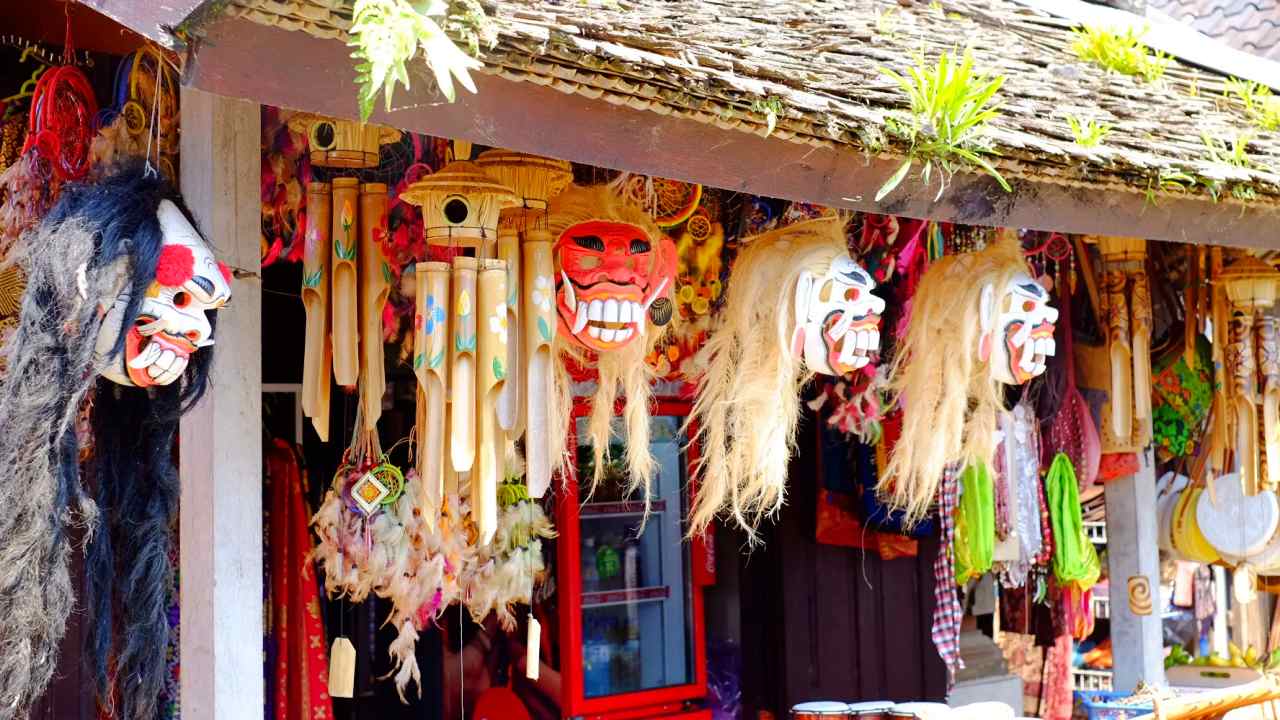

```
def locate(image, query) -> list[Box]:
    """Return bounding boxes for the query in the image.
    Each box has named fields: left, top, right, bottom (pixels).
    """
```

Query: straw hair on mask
left=883, top=232, right=1028, bottom=525
left=687, top=216, right=849, bottom=539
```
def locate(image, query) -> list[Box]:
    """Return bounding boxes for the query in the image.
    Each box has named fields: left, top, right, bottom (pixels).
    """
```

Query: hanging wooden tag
left=328, top=636, right=356, bottom=699
left=525, top=617, right=541, bottom=681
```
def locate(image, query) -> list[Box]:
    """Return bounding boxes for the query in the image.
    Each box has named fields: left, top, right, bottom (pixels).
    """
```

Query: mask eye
left=572, top=235, right=605, bottom=252
left=629, top=239, right=651, bottom=254
left=1022, top=300, right=1036, bottom=312
left=173, top=291, right=191, bottom=309
left=844, top=287, right=861, bottom=302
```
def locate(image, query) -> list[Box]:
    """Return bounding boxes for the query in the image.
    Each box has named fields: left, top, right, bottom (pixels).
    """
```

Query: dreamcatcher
left=0, top=29, right=97, bottom=253
left=92, top=46, right=178, bottom=181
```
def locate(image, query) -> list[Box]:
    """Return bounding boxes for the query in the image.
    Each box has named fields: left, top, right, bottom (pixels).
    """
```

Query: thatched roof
left=225, top=0, right=1280, bottom=208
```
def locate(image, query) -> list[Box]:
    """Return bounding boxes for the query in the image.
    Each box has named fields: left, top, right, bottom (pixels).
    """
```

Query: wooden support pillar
left=178, top=87, right=263, bottom=719
left=1104, top=449, right=1165, bottom=691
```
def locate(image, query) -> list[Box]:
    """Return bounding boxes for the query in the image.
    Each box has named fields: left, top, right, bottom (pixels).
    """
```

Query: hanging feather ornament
left=462, top=449, right=556, bottom=630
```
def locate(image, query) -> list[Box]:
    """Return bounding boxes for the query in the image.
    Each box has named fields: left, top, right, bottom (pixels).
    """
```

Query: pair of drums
left=790, top=701, right=896, bottom=719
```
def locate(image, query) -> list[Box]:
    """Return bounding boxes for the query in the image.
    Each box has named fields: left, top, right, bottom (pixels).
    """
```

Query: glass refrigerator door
left=574, top=414, right=697, bottom=705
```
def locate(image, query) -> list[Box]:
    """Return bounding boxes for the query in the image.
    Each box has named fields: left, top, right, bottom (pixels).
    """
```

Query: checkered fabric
left=931, top=465, right=964, bottom=690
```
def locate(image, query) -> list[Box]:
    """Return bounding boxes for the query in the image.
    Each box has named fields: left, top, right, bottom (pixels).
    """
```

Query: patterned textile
left=1039, top=634, right=1073, bottom=720
left=266, top=439, right=334, bottom=720
left=996, top=632, right=1043, bottom=716
left=931, top=465, right=964, bottom=689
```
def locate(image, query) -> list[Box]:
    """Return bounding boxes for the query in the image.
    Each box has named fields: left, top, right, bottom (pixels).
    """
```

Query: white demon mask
left=96, top=200, right=232, bottom=387
left=790, top=253, right=886, bottom=375
left=979, top=272, right=1057, bottom=385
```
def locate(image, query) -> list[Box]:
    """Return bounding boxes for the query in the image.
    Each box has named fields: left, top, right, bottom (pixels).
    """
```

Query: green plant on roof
left=874, top=8, right=899, bottom=37
left=1066, top=115, right=1112, bottom=148
left=1223, top=78, right=1280, bottom=132
left=1199, top=130, right=1257, bottom=203
left=751, top=95, right=786, bottom=136
left=876, top=48, right=1010, bottom=202
left=348, top=0, right=495, bottom=122
left=1202, top=130, right=1253, bottom=169
left=1070, top=25, right=1171, bottom=83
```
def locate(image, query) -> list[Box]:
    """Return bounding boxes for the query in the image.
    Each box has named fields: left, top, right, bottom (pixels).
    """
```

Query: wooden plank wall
left=737, top=414, right=946, bottom=715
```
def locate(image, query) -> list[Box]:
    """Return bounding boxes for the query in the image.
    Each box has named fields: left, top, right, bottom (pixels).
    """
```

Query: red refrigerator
left=555, top=398, right=712, bottom=720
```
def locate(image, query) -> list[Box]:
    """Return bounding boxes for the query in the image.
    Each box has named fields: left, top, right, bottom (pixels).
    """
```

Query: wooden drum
left=791, top=701, right=852, bottom=719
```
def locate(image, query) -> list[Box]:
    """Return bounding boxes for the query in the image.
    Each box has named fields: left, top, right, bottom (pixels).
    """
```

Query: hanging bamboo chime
left=1090, top=235, right=1152, bottom=448
left=1215, top=255, right=1280, bottom=493
left=401, top=161, right=517, bottom=543
left=292, top=114, right=400, bottom=439
left=475, top=149, right=573, bottom=498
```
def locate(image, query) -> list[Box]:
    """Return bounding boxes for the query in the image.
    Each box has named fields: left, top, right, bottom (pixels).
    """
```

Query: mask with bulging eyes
left=790, top=253, right=886, bottom=375
left=554, top=219, right=677, bottom=352
left=95, top=200, right=233, bottom=387
left=979, top=272, right=1058, bottom=385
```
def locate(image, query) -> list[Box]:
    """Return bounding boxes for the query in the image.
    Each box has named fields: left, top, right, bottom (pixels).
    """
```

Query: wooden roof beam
left=186, top=16, right=1280, bottom=250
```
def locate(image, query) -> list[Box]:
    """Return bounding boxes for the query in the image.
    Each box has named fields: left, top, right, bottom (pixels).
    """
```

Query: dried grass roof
left=227, top=0, right=1280, bottom=206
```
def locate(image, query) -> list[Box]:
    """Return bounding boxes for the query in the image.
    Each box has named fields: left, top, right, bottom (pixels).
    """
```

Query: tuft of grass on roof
left=1199, top=130, right=1257, bottom=203
left=751, top=95, right=786, bottom=136
left=1066, top=115, right=1112, bottom=148
left=876, top=48, right=1010, bottom=202
left=1070, top=25, right=1170, bottom=83
left=1223, top=78, right=1280, bottom=132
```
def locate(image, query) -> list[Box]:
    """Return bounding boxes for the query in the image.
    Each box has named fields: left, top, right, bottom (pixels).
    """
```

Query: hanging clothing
left=265, top=438, right=334, bottom=720
left=931, top=465, right=964, bottom=689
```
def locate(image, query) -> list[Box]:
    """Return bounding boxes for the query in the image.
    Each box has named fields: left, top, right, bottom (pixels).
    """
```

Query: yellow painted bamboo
left=330, top=177, right=360, bottom=387
left=523, top=230, right=557, bottom=498
left=450, top=257, right=479, bottom=473
left=358, top=182, right=389, bottom=430
left=474, top=259, right=508, bottom=544
left=302, top=181, right=331, bottom=441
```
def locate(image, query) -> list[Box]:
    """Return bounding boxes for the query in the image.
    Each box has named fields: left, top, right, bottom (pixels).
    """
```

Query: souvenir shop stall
left=8, top=2, right=1280, bottom=720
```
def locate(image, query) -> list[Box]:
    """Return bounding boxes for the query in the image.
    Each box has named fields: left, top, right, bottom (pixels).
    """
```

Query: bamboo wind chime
left=293, top=114, right=400, bottom=442
left=1091, top=236, right=1153, bottom=449
left=401, top=161, right=517, bottom=544
left=1214, top=255, right=1280, bottom=493
left=476, top=149, right=574, bottom=499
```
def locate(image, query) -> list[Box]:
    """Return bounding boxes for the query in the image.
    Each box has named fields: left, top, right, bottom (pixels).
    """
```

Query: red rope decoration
left=21, top=65, right=98, bottom=182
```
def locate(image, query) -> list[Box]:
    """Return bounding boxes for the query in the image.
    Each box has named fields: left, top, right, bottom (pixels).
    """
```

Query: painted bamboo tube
left=359, top=182, right=389, bottom=430
left=523, top=231, right=557, bottom=497
left=450, top=257, right=479, bottom=473
left=474, top=259, right=508, bottom=545
left=496, top=227, right=521, bottom=435
left=415, top=262, right=451, bottom=529
left=330, top=177, right=360, bottom=388
left=302, top=181, right=332, bottom=441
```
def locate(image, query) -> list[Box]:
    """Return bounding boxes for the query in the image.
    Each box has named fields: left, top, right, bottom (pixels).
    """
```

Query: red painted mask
left=554, top=219, right=676, bottom=351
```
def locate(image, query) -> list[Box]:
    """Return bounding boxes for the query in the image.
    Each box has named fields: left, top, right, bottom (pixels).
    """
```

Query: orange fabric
left=267, top=439, right=334, bottom=720
left=1097, top=452, right=1139, bottom=482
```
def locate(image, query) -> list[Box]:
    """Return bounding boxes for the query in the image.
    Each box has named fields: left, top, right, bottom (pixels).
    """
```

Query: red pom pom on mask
left=218, top=261, right=233, bottom=284
left=155, top=245, right=195, bottom=287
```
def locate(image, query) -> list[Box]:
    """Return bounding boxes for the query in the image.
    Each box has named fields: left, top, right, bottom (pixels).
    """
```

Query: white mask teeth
left=128, top=341, right=162, bottom=369
left=587, top=300, right=603, bottom=322
left=561, top=270, right=577, bottom=313
left=1018, top=340, right=1037, bottom=373
left=587, top=325, right=602, bottom=340
left=572, top=302, right=589, bottom=335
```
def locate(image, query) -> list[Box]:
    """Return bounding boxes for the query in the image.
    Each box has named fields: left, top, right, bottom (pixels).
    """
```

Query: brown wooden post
left=178, top=86, right=263, bottom=719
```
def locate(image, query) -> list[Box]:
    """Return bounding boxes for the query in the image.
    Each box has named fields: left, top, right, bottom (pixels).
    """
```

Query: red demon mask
left=554, top=219, right=676, bottom=351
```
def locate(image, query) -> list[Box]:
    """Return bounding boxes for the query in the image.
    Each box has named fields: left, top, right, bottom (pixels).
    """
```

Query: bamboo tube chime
left=331, top=177, right=361, bottom=388
left=475, top=149, right=573, bottom=498
left=290, top=114, right=400, bottom=437
left=302, top=181, right=333, bottom=441
left=1215, top=255, right=1280, bottom=493
left=1090, top=236, right=1152, bottom=448
left=401, top=162, right=517, bottom=542
left=359, top=182, right=390, bottom=429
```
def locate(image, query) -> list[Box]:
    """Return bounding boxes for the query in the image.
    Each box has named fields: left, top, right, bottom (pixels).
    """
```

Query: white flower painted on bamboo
left=531, top=276, right=553, bottom=312
left=489, top=303, right=509, bottom=345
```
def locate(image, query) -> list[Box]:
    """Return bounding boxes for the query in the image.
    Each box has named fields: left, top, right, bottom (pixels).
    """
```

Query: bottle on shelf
left=582, top=537, right=599, bottom=593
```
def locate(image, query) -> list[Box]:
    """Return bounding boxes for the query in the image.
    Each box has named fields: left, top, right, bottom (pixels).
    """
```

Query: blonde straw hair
left=687, top=216, right=850, bottom=539
left=883, top=232, right=1029, bottom=525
